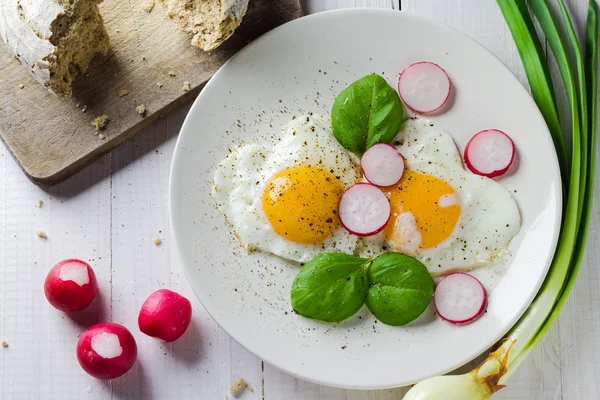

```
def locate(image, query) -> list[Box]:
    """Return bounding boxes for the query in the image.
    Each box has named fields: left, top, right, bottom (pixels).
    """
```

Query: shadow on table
left=42, top=103, right=191, bottom=199
left=166, top=318, right=203, bottom=367
left=107, top=361, right=152, bottom=400
left=65, top=291, right=107, bottom=328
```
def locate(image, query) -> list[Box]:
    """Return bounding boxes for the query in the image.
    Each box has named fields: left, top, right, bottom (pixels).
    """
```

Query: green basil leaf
left=331, top=74, right=404, bottom=155
left=291, top=253, right=368, bottom=323
left=365, top=252, right=434, bottom=326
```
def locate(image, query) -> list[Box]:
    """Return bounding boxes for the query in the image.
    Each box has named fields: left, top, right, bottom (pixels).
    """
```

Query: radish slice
left=398, top=61, right=451, bottom=113
left=464, top=129, right=515, bottom=178
left=361, top=143, right=405, bottom=187
left=338, top=183, right=390, bottom=237
left=434, top=272, right=487, bottom=325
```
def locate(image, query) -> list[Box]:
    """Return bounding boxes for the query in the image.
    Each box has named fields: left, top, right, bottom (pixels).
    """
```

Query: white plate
left=169, top=9, right=561, bottom=389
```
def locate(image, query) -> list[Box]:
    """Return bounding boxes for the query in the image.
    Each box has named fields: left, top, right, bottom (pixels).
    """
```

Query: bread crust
left=0, top=0, right=109, bottom=97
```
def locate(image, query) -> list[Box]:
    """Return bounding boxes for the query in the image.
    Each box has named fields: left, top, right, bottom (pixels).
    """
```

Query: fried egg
left=360, top=118, right=521, bottom=275
left=212, top=115, right=361, bottom=262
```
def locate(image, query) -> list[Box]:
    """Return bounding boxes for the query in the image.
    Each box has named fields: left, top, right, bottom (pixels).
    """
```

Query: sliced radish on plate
left=398, top=61, right=451, bottom=113
left=464, top=129, right=515, bottom=178
left=338, top=183, right=390, bottom=237
left=434, top=272, right=487, bottom=325
left=361, top=143, right=405, bottom=187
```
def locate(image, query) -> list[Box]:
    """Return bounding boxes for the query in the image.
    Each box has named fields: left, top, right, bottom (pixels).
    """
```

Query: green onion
left=403, top=1, right=598, bottom=398
left=495, top=0, right=568, bottom=185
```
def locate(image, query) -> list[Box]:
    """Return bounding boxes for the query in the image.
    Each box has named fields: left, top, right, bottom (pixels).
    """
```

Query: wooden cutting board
left=0, top=0, right=302, bottom=186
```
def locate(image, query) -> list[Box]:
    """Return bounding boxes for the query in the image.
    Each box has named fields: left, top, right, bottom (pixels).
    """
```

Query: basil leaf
left=365, top=252, right=434, bottom=326
left=291, top=253, right=368, bottom=323
left=331, top=74, right=404, bottom=155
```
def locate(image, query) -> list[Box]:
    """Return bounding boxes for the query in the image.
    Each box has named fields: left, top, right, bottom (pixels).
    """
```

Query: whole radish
left=138, top=289, right=192, bottom=342
left=76, top=322, right=137, bottom=379
left=44, top=259, right=97, bottom=312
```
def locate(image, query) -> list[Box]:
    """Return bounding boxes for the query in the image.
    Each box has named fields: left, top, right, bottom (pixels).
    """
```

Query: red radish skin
left=434, top=272, right=487, bottom=325
left=338, top=183, right=391, bottom=237
left=361, top=143, right=405, bottom=187
left=138, top=289, right=193, bottom=342
left=398, top=62, right=452, bottom=113
left=464, top=129, right=515, bottom=178
left=44, top=259, right=98, bottom=312
left=76, top=323, right=137, bottom=379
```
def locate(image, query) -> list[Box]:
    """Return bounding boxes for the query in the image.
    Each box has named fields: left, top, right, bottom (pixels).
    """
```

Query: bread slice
left=0, top=0, right=109, bottom=98
left=159, top=0, right=249, bottom=52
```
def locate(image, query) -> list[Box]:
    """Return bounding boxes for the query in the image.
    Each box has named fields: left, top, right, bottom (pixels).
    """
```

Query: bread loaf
left=0, top=0, right=109, bottom=97
left=159, top=0, right=249, bottom=52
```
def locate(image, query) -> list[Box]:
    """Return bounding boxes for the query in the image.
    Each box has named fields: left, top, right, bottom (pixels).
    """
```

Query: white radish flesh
left=398, top=62, right=451, bottom=113
left=338, top=183, right=391, bottom=236
left=464, top=129, right=515, bottom=178
left=91, top=333, right=123, bottom=359
left=434, top=272, right=487, bottom=325
left=59, top=263, right=90, bottom=286
left=361, top=143, right=405, bottom=187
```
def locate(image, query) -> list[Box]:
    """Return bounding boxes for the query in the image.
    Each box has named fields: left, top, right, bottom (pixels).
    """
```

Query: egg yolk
left=382, top=170, right=460, bottom=250
left=262, top=165, right=343, bottom=244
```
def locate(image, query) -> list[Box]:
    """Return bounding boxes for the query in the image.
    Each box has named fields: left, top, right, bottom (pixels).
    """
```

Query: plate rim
left=169, top=8, right=562, bottom=389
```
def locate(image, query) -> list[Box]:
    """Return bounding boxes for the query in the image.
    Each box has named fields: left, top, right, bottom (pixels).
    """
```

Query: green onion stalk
left=403, top=0, right=598, bottom=399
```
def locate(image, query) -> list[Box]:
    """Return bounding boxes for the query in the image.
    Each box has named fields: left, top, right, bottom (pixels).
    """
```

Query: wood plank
left=0, top=141, right=112, bottom=398
left=555, top=1, right=600, bottom=399
left=108, top=106, right=263, bottom=399
left=303, top=0, right=395, bottom=13
left=0, top=0, right=302, bottom=187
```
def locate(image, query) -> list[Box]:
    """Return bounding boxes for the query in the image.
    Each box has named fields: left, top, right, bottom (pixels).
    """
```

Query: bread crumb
left=82, top=105, right=87, bottom=113
left=36, top=230, right=47, bottom=239
left=116, top=29, right=120, bottom=33
left=99, top=134, right=106, bottom=140
left=18, top=84, right=24, bottom=89
left=230, top=378, right=247, bottom=396
left=183, top=82, right=191, bottom=91
left=154, top=237, right=162, bottom=246
left=136, top=104, right=146, bottom=115
left=1, top=340, right=7, bottom=348
left=119, top=89, right=129, bottom=97
left=36, top=200, right=43, bottom=208
left=157, top=82, right=163, bottom=88
left=141, top=0, right=155, bottom=12
left=168, top=70, right=177, bottom=77
left=91, top=114, right=109, bottom=130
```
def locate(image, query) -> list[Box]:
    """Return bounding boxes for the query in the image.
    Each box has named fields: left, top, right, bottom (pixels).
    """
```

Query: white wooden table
left=0, top=0, right=597, bottom=399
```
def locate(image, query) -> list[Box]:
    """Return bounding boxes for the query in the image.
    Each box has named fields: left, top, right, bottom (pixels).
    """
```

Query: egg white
left=359, top=118, right=521, bottom=275
left=212, top=114, right=360, bottom=263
